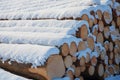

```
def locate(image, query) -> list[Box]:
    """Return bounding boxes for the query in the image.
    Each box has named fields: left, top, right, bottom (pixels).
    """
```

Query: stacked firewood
left=0, top=0, right=119, bottom=80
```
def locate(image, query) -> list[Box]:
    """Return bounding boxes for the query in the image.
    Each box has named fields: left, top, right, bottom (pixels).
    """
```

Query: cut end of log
left=47, top=55, right=65, bottom=79
left=97, top=32, right=104, bottom=45
left=70, top=41, right=77, bottom=56
left=98, top=64, right=104, bottom=77
left=87, top=36, right=95, bottom=51
left=64, top=55, right=73, bottom=68
left=98, top=20, right=104, bottom=32
left=96, top=10, right=102, bottom=20
left=61, top=43, right=69, bottom=56
left=80, top=25, right=88, bottom=40
left=80, top=56, right=86, bottom=66
left=91, top=56, right=97, bottom=66
left=88, top=65, right=95, bottom=76
left=81, top=14, right=89, bottom=21
left=78, top=41, right=87, bottom=51
left=103, top=11, right=112, bottom=24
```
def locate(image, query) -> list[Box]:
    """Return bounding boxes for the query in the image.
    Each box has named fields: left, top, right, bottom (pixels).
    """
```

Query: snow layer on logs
left=0, top=43, right=59, bottom=67
left=0, top=7, right=93, bottom=20
left=0, top=31, right=81, bottom=47
left=0, top=0, right=101, bottom=13
left=0, top=20, right=90, bottom=34
left=0, top=68, right=30, bottom=80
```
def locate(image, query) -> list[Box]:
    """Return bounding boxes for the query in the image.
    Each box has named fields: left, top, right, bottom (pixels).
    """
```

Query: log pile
left=0, top=0, right=119, bottom=80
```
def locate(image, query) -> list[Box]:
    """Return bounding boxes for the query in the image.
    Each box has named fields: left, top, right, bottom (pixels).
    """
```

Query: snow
left=76, top=48, right=92, bottom=59
left=0, top=20, right=89, bottom=35
left=0, top=68, right=30, bottom=80
left=0, top=7, right=93, bottom=20
left=0, top=31, right=81, bottom=47
left=0, top=43, right=59, bottom=67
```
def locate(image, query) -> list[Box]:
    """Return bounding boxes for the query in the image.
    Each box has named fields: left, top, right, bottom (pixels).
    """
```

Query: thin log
left=97, top=32, right=104, bottom=45
left=61, top=43, right=69, bottom=56
left=87, top=36, right=95, bottom=51
left=104, top=26, right=110, bottom=39
left=91, top=56, right=97, bottom=66
left=70, top=41, right=77, bottom=56
left=98, top=20, right=104, bottom=32
left=80, top=25, right=88, bottom=40
left=81, top=14, right=89, bottom=21
left=64, top=55, right=73, bottom=68
left=103, top=11, right=112, bottom=24
left=96, top=10, right=102, bottom=20
left=88, top=18, right=94, bottom=28
left=80, top=56, right=86, bottom=66
left=75, top=66, right=81, bottom=77
left=78, top=41, right=87, bottom=51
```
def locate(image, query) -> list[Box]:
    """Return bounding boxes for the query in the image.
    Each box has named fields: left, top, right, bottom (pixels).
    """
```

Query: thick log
left=61, top=43, right=69, bottom=56
left=64, top=55, right=73, bottom=68
left=0, top=55, right=65, bottom=80
left=70, top=41, right=77, bottom=56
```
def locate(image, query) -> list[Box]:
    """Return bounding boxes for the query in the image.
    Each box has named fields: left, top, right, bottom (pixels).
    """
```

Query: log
left=91, top=56, right=97, bottom=66
left=104, top=41, right=109, bottom=51
left=66, top=70, right=74, bottom=80
left=80, top=66, right=86, bottom=73
left=80, top=56, right=86, bottom=66
left=93, top=18, right=98, bottom=25
left=104, top=26, right=110, bottom=39
left=109, top=42, right=113, bottom=52
left=96, top=10, right=102, bottom=20
left=85, top=53, right=90, bottom=63
left=79, top=76, right=84, bottom=80
left=88, top=18, right=94, bottom=28
left=80, top=25, right=88, bottom=40
left=114, top=64, right=120, bottom=74
left=117, top=16, right=120, bottom=27
left=0, top=55, right=65, bottom=80
left=108, top=66, right=114, bottom=75
left=88, top=65, right=95, bottom=76
left=75, top=66, right=81, bottom=77
left=97, top=64, right=104, bottom=77
left=103, top=11, right=112, bottom=24
left=97, top=32, right=104, bottom=45
left=109, top=52, right=114, bottom=60
left=98, top=20, right=104, bottom=32
left=78, top=41, right=87, bottom=51
left=70, top=41, right=77, bottom=56
left=108, top=59, right=113, bottom=65
left=111, top=20, right=116, bottom=27
left=72, top=56, right=77, bottom=63
left=64, top=55, right=73, bottom=68
left=81, top=14, right=89, bottom=21
left=61, top=43, right=69, bottom=56
left=87, top=36, right=95, bottom=51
